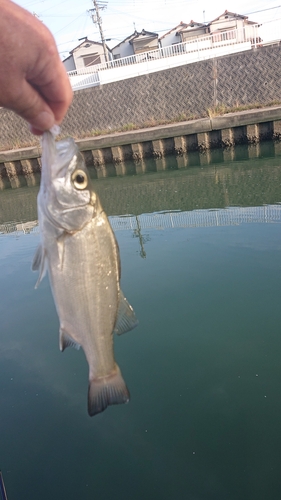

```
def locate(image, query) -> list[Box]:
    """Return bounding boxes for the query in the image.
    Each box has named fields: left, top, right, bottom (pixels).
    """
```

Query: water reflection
left=1, top=142, right=281, bottom=228
left=1, top=144, right=281, bottom=500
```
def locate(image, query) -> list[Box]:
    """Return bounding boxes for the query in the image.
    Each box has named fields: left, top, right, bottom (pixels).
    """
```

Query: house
left=176, top=21, right=209, bottom=43
left=131, top=30, right=159, bottom=54
left=159, top=22, right=188, bottom=48
left=111, top=32, right=138, bottom=60
left=63, top=37, right=111, bottom=72
left=208, top=10, right=259, bottom=43
left=111, top=30, right=159, bottom=60
left=159, top=11, right=259, bottom=51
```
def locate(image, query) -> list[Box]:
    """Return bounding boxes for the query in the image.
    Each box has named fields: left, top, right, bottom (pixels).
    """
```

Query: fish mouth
left=52, top=138, right=78, bottom=179
left=41, top=133, right=79, bottom=186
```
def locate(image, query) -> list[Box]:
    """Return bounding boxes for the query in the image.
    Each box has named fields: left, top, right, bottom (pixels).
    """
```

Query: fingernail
left=31, top=111, right=55, bottom=132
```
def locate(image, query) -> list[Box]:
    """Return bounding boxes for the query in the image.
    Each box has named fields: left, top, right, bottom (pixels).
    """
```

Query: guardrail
left=68, top=24, right=265, bottom=90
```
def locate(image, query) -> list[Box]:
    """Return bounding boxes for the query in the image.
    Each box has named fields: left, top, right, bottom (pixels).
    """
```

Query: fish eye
left=72, top=169, right=88, bottom=190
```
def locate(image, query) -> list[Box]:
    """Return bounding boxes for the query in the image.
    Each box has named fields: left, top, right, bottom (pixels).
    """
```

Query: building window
left=83, top=53, right=101, bottom=67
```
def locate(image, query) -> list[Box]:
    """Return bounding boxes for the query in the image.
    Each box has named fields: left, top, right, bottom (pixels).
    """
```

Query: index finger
left=29, top=45, right=73, bottom=126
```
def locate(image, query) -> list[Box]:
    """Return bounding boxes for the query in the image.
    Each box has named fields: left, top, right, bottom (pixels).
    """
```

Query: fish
left=32, top=130, right=138, bottom=416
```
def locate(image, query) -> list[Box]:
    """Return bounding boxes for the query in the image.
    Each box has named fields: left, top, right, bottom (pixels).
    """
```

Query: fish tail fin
left=88, top=364, right=130, bottom=417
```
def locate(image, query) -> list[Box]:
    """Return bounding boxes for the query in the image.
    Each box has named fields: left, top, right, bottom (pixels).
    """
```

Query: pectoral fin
left=114, top=290, right=138, bottom=335
left=57, top=233, right=67, bottom=271
left=32, top=244, right=47, bottom=288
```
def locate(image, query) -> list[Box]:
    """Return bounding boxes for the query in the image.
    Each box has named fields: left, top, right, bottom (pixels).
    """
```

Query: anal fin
left=114, top=290, right=138, bottom=335
left=59, top=327, right=81, bottom=352
left=88, top=364, right=130, bottom=417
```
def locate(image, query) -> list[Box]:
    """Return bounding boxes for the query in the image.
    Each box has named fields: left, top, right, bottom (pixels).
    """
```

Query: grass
left=1, top=100, right=281, bottom=152
left=0, top=137, right=40, bottom=152
left=72, top=112, right=200, bottom=142
left=207, top=100, right=281, bottom=118
left=77, top=101, right=281, bottom=140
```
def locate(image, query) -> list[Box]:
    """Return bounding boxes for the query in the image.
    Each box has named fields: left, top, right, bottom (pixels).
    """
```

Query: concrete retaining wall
left=1, top=43, right=281, bottom=152
left=1, top=107, right=281, bottom=189
left=1, top=144, right=281, bottom=221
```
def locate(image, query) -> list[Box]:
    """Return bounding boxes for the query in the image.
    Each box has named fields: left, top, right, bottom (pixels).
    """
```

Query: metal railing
left=68, top=25, right=261, bottom=90
left=67, top=22, right=276, bottom=90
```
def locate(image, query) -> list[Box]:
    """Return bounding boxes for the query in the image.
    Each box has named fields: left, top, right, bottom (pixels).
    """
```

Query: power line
left=244, top=5, right=281, bottom=15
left=53, top=12, right=86, bottom=35
left=45, top=1, right=281, bottom=54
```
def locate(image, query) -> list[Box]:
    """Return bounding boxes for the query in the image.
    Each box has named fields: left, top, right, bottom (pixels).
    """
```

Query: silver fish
left=32, top=131, right=138, bottom=416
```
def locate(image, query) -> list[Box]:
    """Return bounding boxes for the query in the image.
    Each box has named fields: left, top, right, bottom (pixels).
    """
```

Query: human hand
left=0, top=0, right=73, bottom=135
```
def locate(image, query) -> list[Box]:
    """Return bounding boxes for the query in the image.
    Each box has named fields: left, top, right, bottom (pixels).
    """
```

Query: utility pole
left=89, top=0, right=109, bottom=62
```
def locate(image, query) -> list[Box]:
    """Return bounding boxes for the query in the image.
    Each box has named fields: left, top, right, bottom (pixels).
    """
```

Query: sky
left=14, top=0, right=281, bottom=59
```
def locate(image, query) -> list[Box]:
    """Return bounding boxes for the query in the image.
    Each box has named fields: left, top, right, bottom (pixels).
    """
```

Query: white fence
left=110, top=205, right=281, bottom=232
left=1, top=206, right=281, bottom=236
left=67, top=23, right=269, bottom=90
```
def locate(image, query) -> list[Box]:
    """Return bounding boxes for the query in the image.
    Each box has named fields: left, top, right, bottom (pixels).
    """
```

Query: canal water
left=0, top=143, right=281, bottom=499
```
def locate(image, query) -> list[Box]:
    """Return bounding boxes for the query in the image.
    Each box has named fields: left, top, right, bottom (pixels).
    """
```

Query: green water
left=1, top=144, right=281, bottom=499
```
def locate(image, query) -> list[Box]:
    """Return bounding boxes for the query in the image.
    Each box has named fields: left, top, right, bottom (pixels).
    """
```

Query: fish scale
left=33, top=130, right=138, bottom=416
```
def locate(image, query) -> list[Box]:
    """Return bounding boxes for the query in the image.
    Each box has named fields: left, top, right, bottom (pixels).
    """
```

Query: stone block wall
left=1, top=44, right=281, bottom=151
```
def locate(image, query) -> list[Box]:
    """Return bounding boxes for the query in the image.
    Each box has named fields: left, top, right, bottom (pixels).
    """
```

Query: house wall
left=112, top=35, right=159, bottom=58
left=160, top=29, right=182, bottom=48
left=209, top=17, right=244, bottom=33
left=73, top=44, right=107, bottom=70
left=111, top=42, right=135, bottom=59
left=1, top=44, right=281, bottom=150
left=180, top=27, right=208, bottom=42
left=132, top=37, right=158, bottom=54
left=63, top=55, right=76, bottom=72
left=209, top=17, right=258, bottom=43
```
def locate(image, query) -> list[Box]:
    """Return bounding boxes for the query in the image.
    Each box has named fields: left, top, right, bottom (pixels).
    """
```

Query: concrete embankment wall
left=0, top=42, right=281, bottom=152
left=1, top=148, right=281, bottom=225
left=1, top=106, right=281, bottom=189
